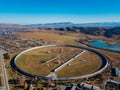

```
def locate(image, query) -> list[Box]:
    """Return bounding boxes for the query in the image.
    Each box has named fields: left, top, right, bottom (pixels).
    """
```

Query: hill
left=0, top=23, right=120, bottom=38
left=47, top=27, right=120, bottom=38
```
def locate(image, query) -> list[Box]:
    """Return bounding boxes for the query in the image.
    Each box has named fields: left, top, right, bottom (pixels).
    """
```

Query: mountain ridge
left=0, top=22, right=120, bottom=38
left=27, top=22, right=120, bottom=28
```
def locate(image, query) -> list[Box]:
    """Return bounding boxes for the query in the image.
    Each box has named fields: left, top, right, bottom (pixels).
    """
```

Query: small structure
left=47, top=73, right=57, bottom=80
left=105, top=80, right=120, bottom=90
left=29, top=84, right=33, bottom=90
left=60, top=84, right=77, bottom=90
left=112, top=67, right=119, bottom=76
left=67, top=63, right=71, bottom=66
left=79, top=83, right=101, bottom=90
left=57, top=60, right=61, bottom=64
left=41, top=60, right=46, bottom=63
left=60, top=85, right=67, bottom=90
left=118, top=84, right=120, bottom=90
left=18, top=75, right=26, bottom=85
left=3, top=53, right=10, bottom=59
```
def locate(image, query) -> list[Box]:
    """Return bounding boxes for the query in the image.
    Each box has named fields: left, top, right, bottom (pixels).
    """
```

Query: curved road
left=11, top=44, right=109, bottom=80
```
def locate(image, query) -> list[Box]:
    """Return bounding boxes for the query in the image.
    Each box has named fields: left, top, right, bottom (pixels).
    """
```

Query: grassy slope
left=17, top=31, right=77, bottom=44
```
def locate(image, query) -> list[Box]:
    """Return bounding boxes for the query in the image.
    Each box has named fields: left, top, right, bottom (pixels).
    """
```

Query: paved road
left=0, top=48, right=10, bottom=90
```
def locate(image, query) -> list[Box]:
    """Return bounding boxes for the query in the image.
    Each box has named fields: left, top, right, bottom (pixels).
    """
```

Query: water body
left=89, top=39, right=120, bottom=52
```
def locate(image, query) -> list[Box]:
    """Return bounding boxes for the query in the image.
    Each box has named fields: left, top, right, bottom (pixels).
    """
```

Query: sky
left=0, top=0, right=120, bottom=24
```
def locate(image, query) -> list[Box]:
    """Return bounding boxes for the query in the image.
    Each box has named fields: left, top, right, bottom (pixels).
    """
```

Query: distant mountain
left=27, top=22, right=74, bottom=28
left=76, top=22, right=120, bottom=27
left=0, top=22, right=120, bottom=38
left=0, top=23, right=35, bottom=31
left=55, top=27, right=120, bottom=37
left=27, top=22, right=120, bottom=28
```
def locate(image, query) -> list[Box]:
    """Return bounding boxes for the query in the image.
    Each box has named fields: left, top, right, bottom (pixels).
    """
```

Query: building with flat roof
left=112, top=67, right=119, bottom=76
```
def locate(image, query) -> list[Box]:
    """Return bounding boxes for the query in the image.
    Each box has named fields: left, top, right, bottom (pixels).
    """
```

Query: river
left=89, top=39, right=120, bottom=52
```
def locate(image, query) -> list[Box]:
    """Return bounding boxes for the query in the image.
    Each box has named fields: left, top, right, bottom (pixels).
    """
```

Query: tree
left=24, top=82, right=28, bottom=90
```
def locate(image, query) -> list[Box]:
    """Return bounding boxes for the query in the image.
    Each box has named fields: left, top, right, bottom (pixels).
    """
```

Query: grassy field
left=17, top=31, right=77, bottom=44
left=16, top=46, right=85, bottom=76
left=14, top=31, right=113, bottom=77
left=15, top=46, right=102, bottom=77
left=56, top=51, right=102, bottom=77
left=14, top=31, right=120, bottom=72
